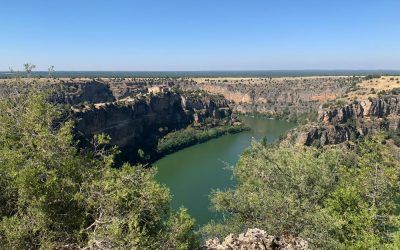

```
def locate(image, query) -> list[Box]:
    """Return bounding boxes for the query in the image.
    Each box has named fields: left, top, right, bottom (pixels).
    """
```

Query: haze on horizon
left=1, top=0, right=399, bottom=71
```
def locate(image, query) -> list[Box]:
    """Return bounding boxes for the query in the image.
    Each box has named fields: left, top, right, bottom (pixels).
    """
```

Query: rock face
left=296, top=95, right=400, bottom=146
left=177, top=77, right=358, bottom=120
left=0, top=77, right=358, bottom=121
left=49, top=80, right=115, bottom=105
left=0, top=78, right=237, bottom=162
left=202, top=228, right=308, bottom=250
left=73, top=91, right=233, bottom=162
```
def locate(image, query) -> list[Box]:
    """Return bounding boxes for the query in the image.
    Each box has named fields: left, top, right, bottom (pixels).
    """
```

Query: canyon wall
left=0, top=78, right=238, bottom=162
left=177, top=77, right=358, bottom=121
left=0, top=76, right=358, bottom=121
left=293, top=95, right=400, bottom=146
left=49, top=80, right=115, bottom=104
left=73, top=91, right=234, bottom=162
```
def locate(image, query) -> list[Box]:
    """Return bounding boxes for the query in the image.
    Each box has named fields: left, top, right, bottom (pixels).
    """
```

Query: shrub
left=0, top=89, right=198, bottom=249
left=365, top=74, right=381, bottom=80
left=202, top=135, right=400, bottom=248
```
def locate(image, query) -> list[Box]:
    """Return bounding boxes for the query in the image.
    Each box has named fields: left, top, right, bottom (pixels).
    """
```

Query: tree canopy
left=0, top=88, right=197, bottom=249
left=202, top=137, right=400, bottom=249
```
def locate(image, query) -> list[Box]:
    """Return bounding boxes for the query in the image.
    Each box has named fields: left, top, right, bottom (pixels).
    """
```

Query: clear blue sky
left=1, top=0, right=399, bottom=71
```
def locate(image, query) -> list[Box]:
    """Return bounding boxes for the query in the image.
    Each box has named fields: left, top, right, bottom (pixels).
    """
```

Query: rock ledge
left=202, top=228, right=308, bottom=250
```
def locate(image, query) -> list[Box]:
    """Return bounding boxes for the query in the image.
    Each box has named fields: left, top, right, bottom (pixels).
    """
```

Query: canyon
left=1, top=75, right=400, bottom=249
left=1, top=75, right=399, bottom=155
left=73, top=90, right=237, bottom=162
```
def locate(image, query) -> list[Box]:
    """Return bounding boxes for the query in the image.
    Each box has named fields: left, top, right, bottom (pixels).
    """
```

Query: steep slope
left=289, top=95, right=400, bottom=146
left=73, top=91, right=238, bottom=162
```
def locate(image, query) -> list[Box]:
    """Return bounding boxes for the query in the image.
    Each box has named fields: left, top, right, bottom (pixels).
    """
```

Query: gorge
left=1, top=74, right=399, bottom=249
left=156, top=116, right=296, bottom=226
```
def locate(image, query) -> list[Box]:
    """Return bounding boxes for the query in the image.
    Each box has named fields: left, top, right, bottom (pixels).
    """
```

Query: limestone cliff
left=73, top=91, right=234, bottom=162
left=177, top=77, right=358, bottom=121
left=49, top=80, right=115, bottom=105
left=293, top=95, right=400, bottom=146
left=202, top=228, right=308, bottom=250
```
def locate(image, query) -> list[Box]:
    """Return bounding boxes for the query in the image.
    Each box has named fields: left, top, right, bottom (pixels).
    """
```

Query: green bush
left=0, top=90, right=198, bottom=249
left=157, top=123, right=249, bottom=155
left=365, top=74, right=381, bottom=80
left=202, top=135, right=400, bottom=249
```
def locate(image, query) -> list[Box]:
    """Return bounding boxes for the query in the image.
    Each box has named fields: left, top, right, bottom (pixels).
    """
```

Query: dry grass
left=346, top=76, right=400, bottom=100
left=190, top=76, right=349, bottom=85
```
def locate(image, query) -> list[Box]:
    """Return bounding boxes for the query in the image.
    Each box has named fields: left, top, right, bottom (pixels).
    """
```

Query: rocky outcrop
left=177, top=77, right=358, bottom=120
left=202, top=228, right=308, bottom=250
left=319, top=97, right=399, bottom=123
left=0, top=76, right=358, bottom=122
left=0, top=78, right=238, bottom=162
left=73, top=91, right=234, bottom=162
left=295, top=96, right=400, bottom=146
left=49, top=80, right=115, bottom=105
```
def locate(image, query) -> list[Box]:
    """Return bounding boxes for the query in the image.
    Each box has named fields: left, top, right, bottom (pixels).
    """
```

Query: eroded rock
left=202, top=228, right=308, bottom=250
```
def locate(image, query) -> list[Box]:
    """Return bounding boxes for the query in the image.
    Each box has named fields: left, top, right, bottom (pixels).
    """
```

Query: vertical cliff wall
left=73, top=91, right=233, bottom=162
left=293, top=95, right=400, bottom=146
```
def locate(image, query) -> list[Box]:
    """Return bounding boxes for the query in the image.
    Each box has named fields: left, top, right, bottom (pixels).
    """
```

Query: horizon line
left=1, top=69, right=400, bottom=72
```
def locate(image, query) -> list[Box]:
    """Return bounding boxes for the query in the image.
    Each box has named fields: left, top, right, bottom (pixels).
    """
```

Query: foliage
left=157, top=123, right=249, bottom=155
left=202, top=136, right=400, bottom=249
left=293, top=111, right=318, bottom=125
left=255, top=110, right=317, bottom=124
left=324, top=135, right=400, bottom=249
left=386, top=130, right=400, bottom=147
left=390, top=88, right=400, bottom=95
left=0, top=89, right=198, bottom=249
left=23, top=63, right=36, bottom=77
left=365, top=74, right=381, bottom=80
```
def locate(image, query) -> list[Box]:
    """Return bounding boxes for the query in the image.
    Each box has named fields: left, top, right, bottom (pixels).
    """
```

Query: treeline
left=365, top=74, right=382, bottom=80
left=0, top=90, right=198, bottom=249
left=243, top=110, right=318, bottom=124
left=157, top=123, right=249, bottom=155
left=201, top=135, right=400, bottom=249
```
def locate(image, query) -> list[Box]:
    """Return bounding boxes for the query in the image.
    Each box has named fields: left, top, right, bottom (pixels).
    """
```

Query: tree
left=48, top=65, right=55, bottom=78
left=324, top=135, right=400, bottom=248
left=0, top=86, right=198, bottom=249
left=202, top=138, right=400, bottom=249
left=23, top=63, right=36, bottom=77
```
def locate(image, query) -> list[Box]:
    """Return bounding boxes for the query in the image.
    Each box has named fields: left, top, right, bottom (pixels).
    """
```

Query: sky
left=1, top=0, right=399, bottom=71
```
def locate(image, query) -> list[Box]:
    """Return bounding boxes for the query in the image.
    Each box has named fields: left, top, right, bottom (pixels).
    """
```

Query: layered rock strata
left=294, top=95, right=400, bottom=146
left=73, top=91, right=234, bottom=162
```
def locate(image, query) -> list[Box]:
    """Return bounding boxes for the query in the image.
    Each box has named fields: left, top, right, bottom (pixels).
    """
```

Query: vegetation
left=0, top=89, right=198, bottom=249
left=386, top=130, right=400, bottom=147
left=157, top=122, right=249, bottom=155
left=202, top=135, right=400, bottom=249
left=249, top=110, right=318, bottom=124
left=290, top=111, right=318, bottom=125
left=23, top=63, right=36, bottom=78
left=1, top=77, right=400, bottom=249
left=365, top=74, right=382, bottom=80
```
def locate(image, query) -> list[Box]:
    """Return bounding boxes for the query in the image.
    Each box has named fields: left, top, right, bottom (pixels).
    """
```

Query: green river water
left=155, top=116, right=296, bottom=226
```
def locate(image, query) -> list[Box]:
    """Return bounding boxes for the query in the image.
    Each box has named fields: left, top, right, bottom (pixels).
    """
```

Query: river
left=155, top=116, right=296, bottom=226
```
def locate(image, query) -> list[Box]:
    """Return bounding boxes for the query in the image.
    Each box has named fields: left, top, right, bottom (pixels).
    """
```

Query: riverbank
left=236, top=111, right=318, bottom=124
left=156, top=122, right=249, bottom=157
